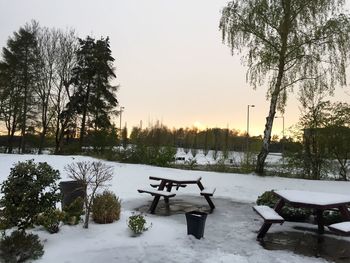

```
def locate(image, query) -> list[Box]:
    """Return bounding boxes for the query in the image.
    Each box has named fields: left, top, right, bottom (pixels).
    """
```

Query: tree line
left=0, top=21, right=119, bottom=154
left=128, top=125, right=299, bottom=155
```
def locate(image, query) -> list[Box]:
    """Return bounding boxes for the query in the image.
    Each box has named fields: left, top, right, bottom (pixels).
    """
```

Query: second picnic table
left=255, top=190, right=350, bottom=239
left=138, top=174, right=216, bottom=214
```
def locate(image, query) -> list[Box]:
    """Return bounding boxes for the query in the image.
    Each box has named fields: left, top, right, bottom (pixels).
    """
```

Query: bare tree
left=51, top=29, right=78, bottom=153
left=65, top=161, right=114, bottom=228
left=35, top=27, right=59, bottom=154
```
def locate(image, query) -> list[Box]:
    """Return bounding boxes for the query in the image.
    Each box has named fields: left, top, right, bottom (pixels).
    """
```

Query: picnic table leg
left=257, top=198, right=285, bottom=240
left=197, top=181, right=215, bottom=210
left=257, top=223, right=272, bottom=239
left=149, top=180, right=167, bottom=214
left=315, top=209, right=324, bottom=234
left=149, top=196, right=160, bottom=214
left=164, top=182, right=173, bottom=204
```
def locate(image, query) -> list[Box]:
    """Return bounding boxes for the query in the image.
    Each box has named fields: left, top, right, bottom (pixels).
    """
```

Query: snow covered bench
left=253, top=205, right=285, bottom=224
left=328, top=222, right=350, bottom=236
left=253, top=205, right=285, bottom=239
left=200, top=187, right=216, bottom=197
left=137, top=187, right=176, bottom=198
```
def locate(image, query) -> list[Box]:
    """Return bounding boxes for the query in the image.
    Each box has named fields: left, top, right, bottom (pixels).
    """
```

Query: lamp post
left=275, top=115, right=285, bottom=161
left=246, top=104, right=255, bottom=152
left=119, top=106, right=125, bottom=132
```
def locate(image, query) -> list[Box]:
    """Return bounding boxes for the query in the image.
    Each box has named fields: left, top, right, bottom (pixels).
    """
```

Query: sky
left=0, top=0, right=350, bottom=137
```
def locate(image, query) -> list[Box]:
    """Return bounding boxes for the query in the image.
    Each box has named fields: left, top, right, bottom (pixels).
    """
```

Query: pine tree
left=0, top=22, right=39, bottom=153
left=69, top=36, right=118, bottom=149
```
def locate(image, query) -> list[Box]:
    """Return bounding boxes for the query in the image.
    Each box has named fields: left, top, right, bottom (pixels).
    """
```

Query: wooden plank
left=200, top=187, right=216, bottom=196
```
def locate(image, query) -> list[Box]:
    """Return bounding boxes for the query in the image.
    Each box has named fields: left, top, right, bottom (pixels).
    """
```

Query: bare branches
left=64, top=161, right=114, bottom=228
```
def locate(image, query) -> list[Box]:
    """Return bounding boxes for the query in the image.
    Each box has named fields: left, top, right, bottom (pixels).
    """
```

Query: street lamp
left=246, top=104, right=255, bottom=152
left=119, top=106, right=125, bottom=132
left=275, top=115, right=285, bottom=161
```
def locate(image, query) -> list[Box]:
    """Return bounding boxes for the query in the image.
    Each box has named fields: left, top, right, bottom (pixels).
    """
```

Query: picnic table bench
left=254, top=190, right=350, bottom=239
left=328, top=222, right=350, bottom=236
left=138, top=175, right=215, bottom=214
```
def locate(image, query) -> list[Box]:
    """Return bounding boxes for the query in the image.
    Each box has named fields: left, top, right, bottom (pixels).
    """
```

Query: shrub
left=0, top=160, right=61, bottom=230
left=62, top=197, right=84, bottom=225
left=36, top=209, right=65, bottom=234
left=256, top=190, right=311, bottom=222
left=0, top=230, right=44, bottom=262
left=116, top=145, right=176, bottom=167
left=185, top=158, right=197, bottom=170
left=323, top=210, right=343, bottom=225
left=127, top=213, right=149, bottom=236
left=208, top=159, right=229, bottom=173
left=92, top=191, right=121, bottom=224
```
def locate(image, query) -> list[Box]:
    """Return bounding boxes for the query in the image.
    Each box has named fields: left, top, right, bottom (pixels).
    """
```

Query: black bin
left=60, top=180, right=85, bottom=209
left=185, top=211, right=207, bottom=239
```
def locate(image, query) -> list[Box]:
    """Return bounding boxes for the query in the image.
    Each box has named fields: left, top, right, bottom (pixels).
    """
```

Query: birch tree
left=220, top=0, right=350, bottom=174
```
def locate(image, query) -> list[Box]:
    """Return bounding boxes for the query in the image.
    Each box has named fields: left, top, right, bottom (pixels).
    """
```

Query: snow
left=275, top=190, right=350, bottom=206
left=0, top=153, right=349, bottom=263
left=150, top=174, right=202, bottom=183
left=137, top=187, right=176, bottom=197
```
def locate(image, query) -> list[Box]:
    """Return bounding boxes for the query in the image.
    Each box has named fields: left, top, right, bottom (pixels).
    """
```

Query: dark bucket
left=59, top=180, right=85, bottom=209
left=185, top=211, right=207, bottom=239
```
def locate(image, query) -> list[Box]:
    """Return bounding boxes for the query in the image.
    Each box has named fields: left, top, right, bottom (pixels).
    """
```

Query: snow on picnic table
left=0, top=153, right=349, bottom=263
left=275, top=190, right=350, bottom=206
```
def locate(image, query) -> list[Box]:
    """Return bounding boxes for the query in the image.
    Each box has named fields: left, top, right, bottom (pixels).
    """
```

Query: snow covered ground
left=0, top=153, right=349, bottom=263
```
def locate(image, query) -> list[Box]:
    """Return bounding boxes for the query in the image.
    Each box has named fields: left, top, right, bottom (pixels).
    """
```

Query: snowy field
left=174, top=149, right=282, bottom=166
left=0, top=153, right=349, bottom=263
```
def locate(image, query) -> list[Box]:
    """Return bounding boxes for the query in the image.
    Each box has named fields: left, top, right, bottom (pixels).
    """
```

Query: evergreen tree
left=0, top=22, right=39, bottom=153
left=69, top=36, right=118, bottom=149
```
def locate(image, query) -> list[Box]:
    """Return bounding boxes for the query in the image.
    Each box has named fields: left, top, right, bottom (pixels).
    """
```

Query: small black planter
left=59, top=180, right=85, bottom=209
left=185, top=211, right=207, bottom=239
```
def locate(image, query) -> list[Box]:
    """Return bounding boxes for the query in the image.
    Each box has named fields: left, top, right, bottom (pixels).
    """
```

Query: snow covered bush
left=0, top=160, right=61, bottom=230
left=0, top=230, right=44, bottom=262
left=323, top=210, right=343, bottom=225
left=127, top=213, right=149, bottom=236
left=37, top=209, right=65, bottom=233
left=92, top=191, right=121, bottom=224
left=185, top=158, right=197, bottom=170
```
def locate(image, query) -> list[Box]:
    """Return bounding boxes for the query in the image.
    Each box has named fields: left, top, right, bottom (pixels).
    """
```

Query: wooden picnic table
left=256, top=190, right=350, bottom=239
left=138, top=175, right=215, bottom=214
